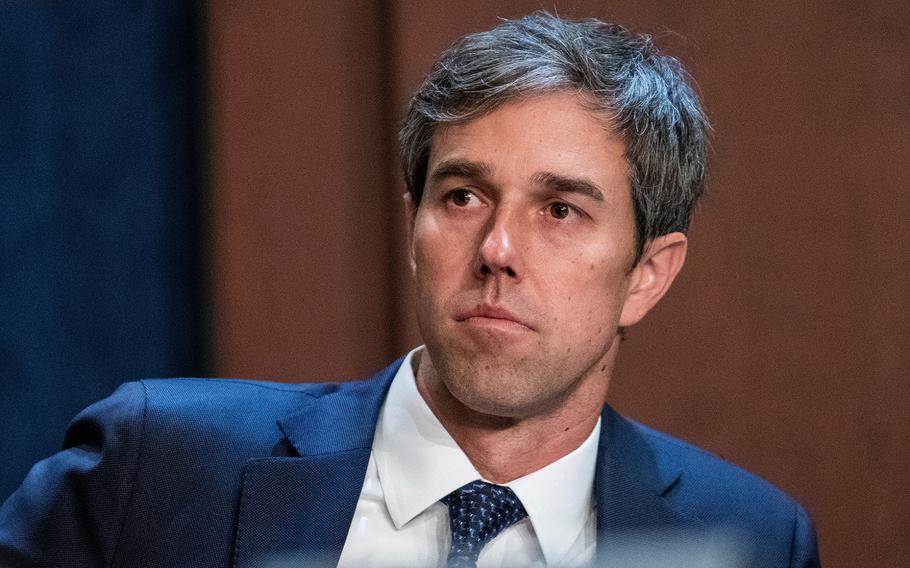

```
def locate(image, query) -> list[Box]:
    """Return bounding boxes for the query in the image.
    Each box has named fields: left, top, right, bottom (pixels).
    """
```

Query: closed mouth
left=456, top=304, right=535, bottom=331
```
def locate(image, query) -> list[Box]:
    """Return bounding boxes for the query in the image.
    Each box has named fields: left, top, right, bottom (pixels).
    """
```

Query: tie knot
left=442, top=480, right=528, bottom=568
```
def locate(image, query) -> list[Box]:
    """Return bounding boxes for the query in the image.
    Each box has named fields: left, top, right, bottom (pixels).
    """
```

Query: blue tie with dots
left=441, top=480, right=529, bottom=568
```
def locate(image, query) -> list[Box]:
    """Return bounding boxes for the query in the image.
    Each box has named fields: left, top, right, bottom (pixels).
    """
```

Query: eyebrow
left=532, top=171, right=605, bottom=201
left=429, top=159, right=606, bottom=202
left=429, top=159, right=494, bottom=183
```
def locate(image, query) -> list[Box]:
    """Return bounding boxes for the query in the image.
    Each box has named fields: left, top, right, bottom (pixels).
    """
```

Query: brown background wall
left=208, top=2, right=909, bottom=566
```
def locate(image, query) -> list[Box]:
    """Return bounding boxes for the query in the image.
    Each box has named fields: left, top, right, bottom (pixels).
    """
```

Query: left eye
left=447, top=189, right=481, bottom=207
left=548, top=203, right=572, bottom=219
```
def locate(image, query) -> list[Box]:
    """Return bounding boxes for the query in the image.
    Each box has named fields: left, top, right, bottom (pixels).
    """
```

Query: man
left=0, top=13, right=819, bottom=568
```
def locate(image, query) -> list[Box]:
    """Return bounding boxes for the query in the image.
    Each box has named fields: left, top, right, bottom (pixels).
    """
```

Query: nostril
left=480, top=264, right=492, bottom=275
left=506, top=267, right=516, bottom=277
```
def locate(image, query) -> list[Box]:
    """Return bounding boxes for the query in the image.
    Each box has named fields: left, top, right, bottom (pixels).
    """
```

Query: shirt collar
left=373, top=346, right=600, bottom=566
left=506, top=416, right=599, bottom=566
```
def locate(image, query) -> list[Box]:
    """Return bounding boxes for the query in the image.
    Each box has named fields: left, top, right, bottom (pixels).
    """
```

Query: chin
left=442, top=363, right=564, bottom=419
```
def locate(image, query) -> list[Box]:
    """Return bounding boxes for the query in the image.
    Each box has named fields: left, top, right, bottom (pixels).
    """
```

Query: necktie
left=441, top=480, right=529, bottom=568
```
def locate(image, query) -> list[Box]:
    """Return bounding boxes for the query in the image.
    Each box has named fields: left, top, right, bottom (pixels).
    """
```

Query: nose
left=475, top=208, right=522, bottom=282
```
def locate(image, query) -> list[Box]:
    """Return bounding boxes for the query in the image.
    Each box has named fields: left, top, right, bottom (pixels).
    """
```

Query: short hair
left=399, top=12, right=710, bottom=263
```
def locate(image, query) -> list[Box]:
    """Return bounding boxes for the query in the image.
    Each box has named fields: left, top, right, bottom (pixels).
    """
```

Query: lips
left=455, top=304, right=535, bottom=331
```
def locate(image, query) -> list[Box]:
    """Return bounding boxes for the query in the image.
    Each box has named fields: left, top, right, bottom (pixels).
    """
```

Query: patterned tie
left=441, top=480, right=529, bottom=568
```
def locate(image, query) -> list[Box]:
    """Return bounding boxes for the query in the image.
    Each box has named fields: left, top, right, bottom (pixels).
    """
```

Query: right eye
left=447, top=189, right=480, bottom=208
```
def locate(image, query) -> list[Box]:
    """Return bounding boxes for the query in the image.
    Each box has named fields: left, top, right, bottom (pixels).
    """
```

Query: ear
left=618, top=232, right=688, bottom=327
left=404, top=192, right=418, bottom=273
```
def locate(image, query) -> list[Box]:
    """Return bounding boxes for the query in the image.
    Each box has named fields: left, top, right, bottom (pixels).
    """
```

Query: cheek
left=544, top=247, right=630, bottom=326
left=414, top=204, right=486, bottom=257
left=412, top=219, right=469, bottom=299
left=413, top=215, right=445, bottom=271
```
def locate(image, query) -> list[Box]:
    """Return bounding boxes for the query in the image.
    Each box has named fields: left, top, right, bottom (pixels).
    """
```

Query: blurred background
left=1, top=1, right=907, bottom=566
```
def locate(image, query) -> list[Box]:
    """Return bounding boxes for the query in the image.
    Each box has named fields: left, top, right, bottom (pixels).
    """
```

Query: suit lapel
left=232, top=360, right=401, bottom=568
left=595, top=406, right=704, bottom=564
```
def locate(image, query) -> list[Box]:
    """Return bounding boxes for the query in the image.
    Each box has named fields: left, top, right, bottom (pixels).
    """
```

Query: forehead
left=427, top=93, right=629, bottom=194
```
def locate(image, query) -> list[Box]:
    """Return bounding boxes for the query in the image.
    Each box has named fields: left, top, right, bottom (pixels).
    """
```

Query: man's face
left=410, top=92, right=640, bottom=419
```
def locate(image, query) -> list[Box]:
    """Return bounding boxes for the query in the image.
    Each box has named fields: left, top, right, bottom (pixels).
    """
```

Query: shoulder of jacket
left=629, top=418, right=805, bottom=525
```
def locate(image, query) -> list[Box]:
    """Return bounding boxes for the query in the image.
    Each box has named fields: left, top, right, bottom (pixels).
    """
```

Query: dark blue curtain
left=0, top=2, right=206, bottom=500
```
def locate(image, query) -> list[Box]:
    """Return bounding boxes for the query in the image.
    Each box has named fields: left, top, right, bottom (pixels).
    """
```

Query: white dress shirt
left=337, top=347, right=600, bottom=567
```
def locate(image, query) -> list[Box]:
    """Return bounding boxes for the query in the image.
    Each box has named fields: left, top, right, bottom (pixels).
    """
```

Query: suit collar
left=597, top=404, right=684, bottom=497
left=275, top=360, right=399, bottom=456
left=232, top=359, right=401, bottom=568
left=595, top=404, right=703, bottom=562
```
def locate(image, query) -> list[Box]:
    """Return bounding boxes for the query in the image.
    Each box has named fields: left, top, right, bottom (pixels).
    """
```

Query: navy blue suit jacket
left=0, top=359, right=819, bottom=567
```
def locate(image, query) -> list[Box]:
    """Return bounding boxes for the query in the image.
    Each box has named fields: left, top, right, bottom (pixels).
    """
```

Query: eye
left=547, top=202, right=573, bottom=220
left=447, top=189, right=481, bottom=207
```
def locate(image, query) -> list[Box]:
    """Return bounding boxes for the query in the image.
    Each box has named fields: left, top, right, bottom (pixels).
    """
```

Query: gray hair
left=399, top=12, right=710, bottom=263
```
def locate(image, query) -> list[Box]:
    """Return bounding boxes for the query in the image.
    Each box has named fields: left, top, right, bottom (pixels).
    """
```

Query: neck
left=414, top=342, right=617, bottom=483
